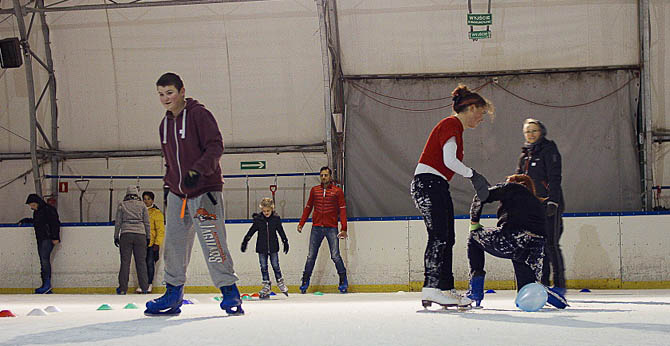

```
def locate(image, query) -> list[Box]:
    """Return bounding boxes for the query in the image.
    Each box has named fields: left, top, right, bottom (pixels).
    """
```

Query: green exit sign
left=467, top=13, right=492, bottom=26
left=241, top=161, right=266, bottom=170
left=469, top=30, right=492, bottom=40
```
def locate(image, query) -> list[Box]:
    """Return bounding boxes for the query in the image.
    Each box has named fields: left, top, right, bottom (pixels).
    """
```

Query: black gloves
left=546, top=201, right=559, bottom=217
left=241, top=236, right=250, bottom=253
left=18, top=218, right=33, bottom=225
left=152, top=245, right=160, bottom=262
left=114, top=238, right=120, bottom=248
left=469, top=169, right=491, bottom=202
left=184, top=170, right=200, bottom=188
left=283, top=240, right=289, bottom=254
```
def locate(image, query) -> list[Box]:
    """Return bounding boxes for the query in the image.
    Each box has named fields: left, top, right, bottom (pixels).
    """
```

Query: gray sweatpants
left=163, top=190, right=238, bottom=288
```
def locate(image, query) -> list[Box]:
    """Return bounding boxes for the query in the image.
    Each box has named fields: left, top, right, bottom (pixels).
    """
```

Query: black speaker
left=0, top=38, right=23, bottom=69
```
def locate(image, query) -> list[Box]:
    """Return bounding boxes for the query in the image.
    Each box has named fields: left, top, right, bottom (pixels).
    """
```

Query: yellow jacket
left=147, top=205, right=165, bottom=246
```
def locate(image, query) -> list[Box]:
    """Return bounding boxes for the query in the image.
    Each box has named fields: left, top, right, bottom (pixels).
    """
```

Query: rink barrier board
left=5, top=280, right=670, bottom=294
left=1, top=213, right=669, bottom=292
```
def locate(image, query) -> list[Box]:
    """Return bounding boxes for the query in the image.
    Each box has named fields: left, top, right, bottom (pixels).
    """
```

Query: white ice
left=1, top=290, right=669, bottom=346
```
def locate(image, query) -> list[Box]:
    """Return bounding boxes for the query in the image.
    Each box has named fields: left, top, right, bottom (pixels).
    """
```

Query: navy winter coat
left=243, top=212, right=288, bottom=254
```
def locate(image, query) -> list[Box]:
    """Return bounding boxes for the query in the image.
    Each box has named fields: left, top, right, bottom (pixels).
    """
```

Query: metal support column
left=12, top=0, right=42, bottom=196
left=325, top=0, right=345, bottom=184
left=639, top=0, right=653, bottom=210
left=37, top=0, right=59, bottom=201
left=315, top=0, right=334, bottom=170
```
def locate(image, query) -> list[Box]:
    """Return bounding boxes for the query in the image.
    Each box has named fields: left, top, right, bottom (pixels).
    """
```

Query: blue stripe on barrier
left=3, top=211, right=670, bottom=227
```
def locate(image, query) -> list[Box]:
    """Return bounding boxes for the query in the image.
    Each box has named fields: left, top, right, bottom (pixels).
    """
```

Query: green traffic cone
left=313, top=291, right=324, bottom=296
left=97, top=304, right=112, bottom=311
left=123, top=303, right=138, bottom=309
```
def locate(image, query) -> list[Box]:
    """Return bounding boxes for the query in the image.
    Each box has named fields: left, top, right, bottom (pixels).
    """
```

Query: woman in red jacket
left=410, top=84, right=493, bottom=309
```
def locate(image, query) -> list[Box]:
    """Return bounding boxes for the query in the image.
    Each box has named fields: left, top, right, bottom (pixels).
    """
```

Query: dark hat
left=25, top=193, right=43, bottom=204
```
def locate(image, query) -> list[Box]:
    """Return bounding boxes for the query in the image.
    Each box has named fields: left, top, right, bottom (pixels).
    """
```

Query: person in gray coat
left=115, top=186, right=151, bottom=294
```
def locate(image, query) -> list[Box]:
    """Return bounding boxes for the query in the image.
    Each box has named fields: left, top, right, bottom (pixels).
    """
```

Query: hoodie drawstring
left=162, top=117, right=167, bottom=144
left=181, top=108, right=187, bottom=139
left=162, top=106, right=187, bottom=143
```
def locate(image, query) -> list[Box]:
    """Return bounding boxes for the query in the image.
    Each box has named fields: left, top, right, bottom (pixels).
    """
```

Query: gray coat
left=114, top=186, right=150, bottom=240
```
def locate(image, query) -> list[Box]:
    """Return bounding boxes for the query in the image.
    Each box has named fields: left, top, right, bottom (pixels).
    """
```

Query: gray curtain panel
left=344, top=70, right=641, bottom=217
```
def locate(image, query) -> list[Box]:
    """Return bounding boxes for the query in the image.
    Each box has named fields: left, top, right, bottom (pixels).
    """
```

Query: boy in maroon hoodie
left=145, top=72, right=243, bottom=316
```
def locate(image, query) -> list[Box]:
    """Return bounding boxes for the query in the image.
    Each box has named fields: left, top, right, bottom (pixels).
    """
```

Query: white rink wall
left=1, top=215, right=669, bottom=291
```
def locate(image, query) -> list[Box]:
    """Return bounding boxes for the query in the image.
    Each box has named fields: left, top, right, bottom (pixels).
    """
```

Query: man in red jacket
left=297, top=166, right=349, bottom=293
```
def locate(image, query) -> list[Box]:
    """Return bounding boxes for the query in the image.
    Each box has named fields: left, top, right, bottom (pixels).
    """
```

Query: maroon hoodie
left=159, top=98, right=224, bottom=198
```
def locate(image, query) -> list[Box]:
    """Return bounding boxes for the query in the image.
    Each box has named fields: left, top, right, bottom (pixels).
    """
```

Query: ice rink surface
left=1, top=289, right=669, bottom=346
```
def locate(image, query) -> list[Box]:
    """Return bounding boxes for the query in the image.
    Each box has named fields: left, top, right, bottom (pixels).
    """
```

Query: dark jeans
left=259, top=252, right=282, bottom=281
left=302, top=226, right=347, bottom=280
left=411, top=174, right=455, bottom=290
left=145, top=245, right=157, bottom=285
left=468, top=226, right=545, bottom=290
left=37, top=238, right=55, bottom=283
left=118, top=233, right=148, bottom=292
left=542, top=211, right=566, bottom=288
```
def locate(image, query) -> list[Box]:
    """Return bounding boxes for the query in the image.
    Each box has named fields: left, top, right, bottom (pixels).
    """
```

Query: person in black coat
left=241, top=198, right=289, bottom=298
left=466, top=174, right=567, bottom=309
left=515, top=118, right=566, bottom=293
left=22, top=193, right=61, bottom=294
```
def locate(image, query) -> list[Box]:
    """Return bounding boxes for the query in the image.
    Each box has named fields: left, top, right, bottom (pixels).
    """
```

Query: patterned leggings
left=468, top=226, right=545, bottom=290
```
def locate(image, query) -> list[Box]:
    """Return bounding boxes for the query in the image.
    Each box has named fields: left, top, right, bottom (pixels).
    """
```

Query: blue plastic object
left=485, top=289, right=496, bottom=294
left=515, top=283, right=548, bottom=312
left=580, top=288, right=591, bottom=293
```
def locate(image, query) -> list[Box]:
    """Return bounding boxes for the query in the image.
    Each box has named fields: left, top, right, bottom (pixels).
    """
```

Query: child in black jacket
left=241, top=198, right=289, bottom=298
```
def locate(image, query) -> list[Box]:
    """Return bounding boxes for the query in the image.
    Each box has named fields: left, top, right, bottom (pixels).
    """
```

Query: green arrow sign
left=469, top=30, right=492, bottom=40
left=241, top=161, right=266, bottom=170
left=467, top=13, right=492, bottom=26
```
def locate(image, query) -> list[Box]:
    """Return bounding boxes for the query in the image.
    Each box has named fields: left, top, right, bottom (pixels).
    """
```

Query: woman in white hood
left=114, top=186, right=151, bottom=294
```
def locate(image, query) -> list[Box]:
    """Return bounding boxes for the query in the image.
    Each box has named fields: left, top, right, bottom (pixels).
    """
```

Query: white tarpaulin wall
left=0, top=0, right=325, bottom=152
left=4, top=0, right=670, bottom=220
left=337, top=0, right=639, bottom=75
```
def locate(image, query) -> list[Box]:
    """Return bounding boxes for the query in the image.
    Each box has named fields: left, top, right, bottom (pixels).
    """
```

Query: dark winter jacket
left=24, top=194, right=61, bottom=242
left=470, top=182, right=546, bottom=237
left=515, top=137, right=565, bottom=207
left=159, top=98, right=224, bottom=198
left=243, top=212, right=288, bottom=254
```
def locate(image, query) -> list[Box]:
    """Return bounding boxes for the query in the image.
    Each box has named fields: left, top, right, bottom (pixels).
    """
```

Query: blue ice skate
left=144, top=283, right=183, bottom=316
left=220, top=284, right=244, bottom=315
left=466, top=272, right=485, bottom=308
left=338, top=274, right=348, bottom=294
left=300, top=278, right=310, bottom=294
left=546, top=286, right=569, bottom=309
left=34, top=279, right=52, bottom=294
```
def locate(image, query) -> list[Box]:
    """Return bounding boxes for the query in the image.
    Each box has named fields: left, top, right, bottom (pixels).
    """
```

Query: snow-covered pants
left=411, top=173, right=455, bottom=290
left=468, top=226, right=545, bottom=290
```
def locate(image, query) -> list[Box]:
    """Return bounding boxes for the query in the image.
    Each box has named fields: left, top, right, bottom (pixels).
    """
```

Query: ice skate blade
left=144, top=307, right=181, bottom=316
left=224, top=306, right=245, bottom=316
left=282, top=292, right=289, bottom=297
left=421, top=300, right=457, bottom=309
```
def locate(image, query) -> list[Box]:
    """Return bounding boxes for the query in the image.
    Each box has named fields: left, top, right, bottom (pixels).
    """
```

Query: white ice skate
left=276, top=277, right=289, bottom=297
left=259, top=280, right=271, bottom=299
left=422, top=288, right=472, bottom=310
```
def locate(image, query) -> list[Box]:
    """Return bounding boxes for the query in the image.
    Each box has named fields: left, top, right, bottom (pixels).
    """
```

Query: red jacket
left=417, top=115, right=464, bottom=181
left=299, top=183, right=347, bottom=231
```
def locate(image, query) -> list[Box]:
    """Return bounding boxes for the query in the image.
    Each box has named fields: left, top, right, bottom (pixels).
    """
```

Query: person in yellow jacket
left=136, top=191, right=165, bottom=293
